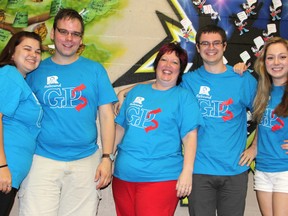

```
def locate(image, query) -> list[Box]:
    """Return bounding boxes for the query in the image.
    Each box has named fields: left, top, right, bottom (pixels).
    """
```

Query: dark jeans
left=0, top=188, right=18, bottom=216
left=188, top=171, right=248, bottom=216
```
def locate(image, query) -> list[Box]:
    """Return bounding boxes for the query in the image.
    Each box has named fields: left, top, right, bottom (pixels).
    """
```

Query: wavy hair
left=253, top=37, right=288, bottom=123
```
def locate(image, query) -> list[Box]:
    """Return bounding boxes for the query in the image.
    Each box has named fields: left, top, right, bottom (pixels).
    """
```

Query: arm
left=114, top=80, right=155, bottom=115
left=95, top=103, right=115, bottom=189
left=239, top=127, right=258, bottom=166
left=176, top=129, right=197, bottom=198
left=113, top=124, right=125, bottom=154
left=0, top=113, right=12, bottom=193
left=281, top=140, right=288, bottom=154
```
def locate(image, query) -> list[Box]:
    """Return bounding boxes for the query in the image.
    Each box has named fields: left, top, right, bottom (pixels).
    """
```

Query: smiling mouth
left=272, top=67, right=283, bottom=71
left=163, top=70, right=172, bottom=75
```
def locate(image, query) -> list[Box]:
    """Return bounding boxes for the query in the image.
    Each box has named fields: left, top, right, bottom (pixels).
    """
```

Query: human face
left=12, top=37, right=41, bottom=77
left=51, top=18, right=83, bottom=62
left=196, top=32, right=226, bottom=67
left=265, top=43, right=288, bottom=86
left=155, top=51, right=180, bottom=89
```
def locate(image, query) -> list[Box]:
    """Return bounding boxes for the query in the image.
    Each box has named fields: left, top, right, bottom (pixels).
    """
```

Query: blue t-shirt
left=114, top=84, right=203, bottom=182
left=181, top=65, right=257, bottom=175
left=256, top=85, right=288, bottom=172
left=26, top=57, right=117, bottom=161
left=0, top=65, right=42, bottom=188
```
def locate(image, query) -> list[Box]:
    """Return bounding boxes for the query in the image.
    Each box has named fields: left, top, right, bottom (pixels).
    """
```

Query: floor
left=10, top=172, right=261, bottom=216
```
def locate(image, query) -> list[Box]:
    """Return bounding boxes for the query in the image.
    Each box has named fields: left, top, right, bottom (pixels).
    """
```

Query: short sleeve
left=95, top=63, right=118, bottom=106
left=0, top=67, right=23, bottom=117
left=178, top=89, right=204, bottom=138
left=241, top=72, right=257, bottom=111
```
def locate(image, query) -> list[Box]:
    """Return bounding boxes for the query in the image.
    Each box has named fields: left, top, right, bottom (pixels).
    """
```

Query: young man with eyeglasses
left=19, top=8, right=117, bottom=216
left=181, top=25, right=257, bottom=216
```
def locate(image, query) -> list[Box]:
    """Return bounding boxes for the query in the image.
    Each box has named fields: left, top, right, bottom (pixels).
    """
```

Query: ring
left=7, top=185, right=11, bottom=188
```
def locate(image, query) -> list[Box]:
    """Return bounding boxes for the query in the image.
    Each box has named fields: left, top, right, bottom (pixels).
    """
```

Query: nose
left=29, top=50, right=36, bottom=57
left=274, top=57, right=280, bottom=64
left=65, top=33, right=73, bottom=40
left=208, top=43, right=214, bottom=48
left=166, top=60, right=173, bottom=67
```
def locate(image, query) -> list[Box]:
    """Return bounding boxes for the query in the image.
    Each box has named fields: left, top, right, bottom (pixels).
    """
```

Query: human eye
left=35, top=50, right=42, bottom=55
left=213, top=41, right=222, bottom=46
left=23, top=46, right=32, bottom=51
left=58, top=28, right=68, bottom=36
left=280, top=55, right=287, bottom=60
left=172, top=60, right=179, bottom=65
left=72, top=32, right=82, bottom=38
left=200, top=41, right=209, bottom=46
left=266, top=56, right=274, bottom=61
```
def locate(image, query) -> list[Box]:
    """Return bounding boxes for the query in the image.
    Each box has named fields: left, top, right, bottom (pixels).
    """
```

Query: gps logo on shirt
left=43, top=83, right=87, bottom=111
left=261, top=108, right=284, bottom=131
left=127, top=97, right=161, bottom=133
left=47, top=76, right=59, bottom=85
left=132, top=97, right=145, bottom=105
left=199, top=86, right=210, bottom=96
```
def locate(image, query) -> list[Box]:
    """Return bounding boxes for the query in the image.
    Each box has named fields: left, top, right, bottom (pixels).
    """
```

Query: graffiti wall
left=1, top=0, right=287, bottom=86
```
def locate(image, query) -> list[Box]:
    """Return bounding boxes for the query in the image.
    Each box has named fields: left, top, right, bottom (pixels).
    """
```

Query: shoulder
left=226, top=65, right=255, bottom=80
left=78, top=57, right=107, bottom=75
left=0, top=65, right=22, bottom=81
left=131, top=83, right=150, bottom=92
left=0, top=65, right=19, bottom=75
left=79, top=56, right=103, bottom=67
left=0, top=65, right=28, bottom=91
left=183, top=67, right=202, bottom=79
left=175, top=85, right=197, bottom=100
left=242, top=70, right=256, bottom=80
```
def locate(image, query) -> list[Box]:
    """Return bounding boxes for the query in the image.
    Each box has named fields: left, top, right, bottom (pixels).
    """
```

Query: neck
left=152, top=81, right=175, bottom=91
left=273, top=78, right=287, bottom=86
left=51, top=53, right=79, bottom=65
left=204, top=63, right=226, bottom=74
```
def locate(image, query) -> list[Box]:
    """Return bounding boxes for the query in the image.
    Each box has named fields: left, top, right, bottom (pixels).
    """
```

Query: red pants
left=112, top=177, right=179, bottom=216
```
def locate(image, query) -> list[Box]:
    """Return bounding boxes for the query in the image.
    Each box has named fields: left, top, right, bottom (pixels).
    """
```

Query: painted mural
left=0, top=0, right=287, bottom=208
left=114, top=0, right=288, bottom=86
left=0, top=0, right=127, bottom=61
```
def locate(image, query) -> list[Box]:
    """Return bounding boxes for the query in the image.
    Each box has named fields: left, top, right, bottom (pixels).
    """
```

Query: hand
left=0, top=166, right=12, bottom=194
left=281, top=140, right=288, bottom=154
left=233, top=62, right=250, bottom=76
left=239, top=144, right=257, bottom=166
left=113, top=91, right=126, bottom=116
left=113, top=102, right=121, bottom=116
left=176, top=170, right=192, bottom=198
left=94, top=159, right=112, bottom=189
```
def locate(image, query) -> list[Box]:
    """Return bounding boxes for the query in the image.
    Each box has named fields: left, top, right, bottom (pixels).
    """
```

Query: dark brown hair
left=53, top=8, right=85, bottom=35
left=0, top=31, right=42, bottom=67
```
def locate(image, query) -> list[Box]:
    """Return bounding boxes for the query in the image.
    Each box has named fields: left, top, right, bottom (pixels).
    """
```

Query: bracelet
left=0, top=164, right=8, bottom=168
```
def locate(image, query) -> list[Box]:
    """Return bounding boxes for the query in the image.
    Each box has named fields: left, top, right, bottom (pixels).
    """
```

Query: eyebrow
left=22, top=45, right=41, bottom=50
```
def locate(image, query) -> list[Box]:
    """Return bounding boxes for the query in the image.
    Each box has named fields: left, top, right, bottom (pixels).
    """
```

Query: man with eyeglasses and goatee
left=19, top=8, right=117, bottom=216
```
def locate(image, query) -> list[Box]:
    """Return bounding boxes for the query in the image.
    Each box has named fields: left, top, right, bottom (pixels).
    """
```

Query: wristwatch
left=102, top=153, right=115, bottom=162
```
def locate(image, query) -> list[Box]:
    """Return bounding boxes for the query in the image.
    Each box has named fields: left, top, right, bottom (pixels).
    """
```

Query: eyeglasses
left=198, top=41, right=224, bottom=48
left=56, top=27, right=82, bottom=39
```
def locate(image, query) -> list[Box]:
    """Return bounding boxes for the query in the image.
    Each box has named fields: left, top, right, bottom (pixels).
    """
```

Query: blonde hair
left=253, top=37, right=288, bottom=123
